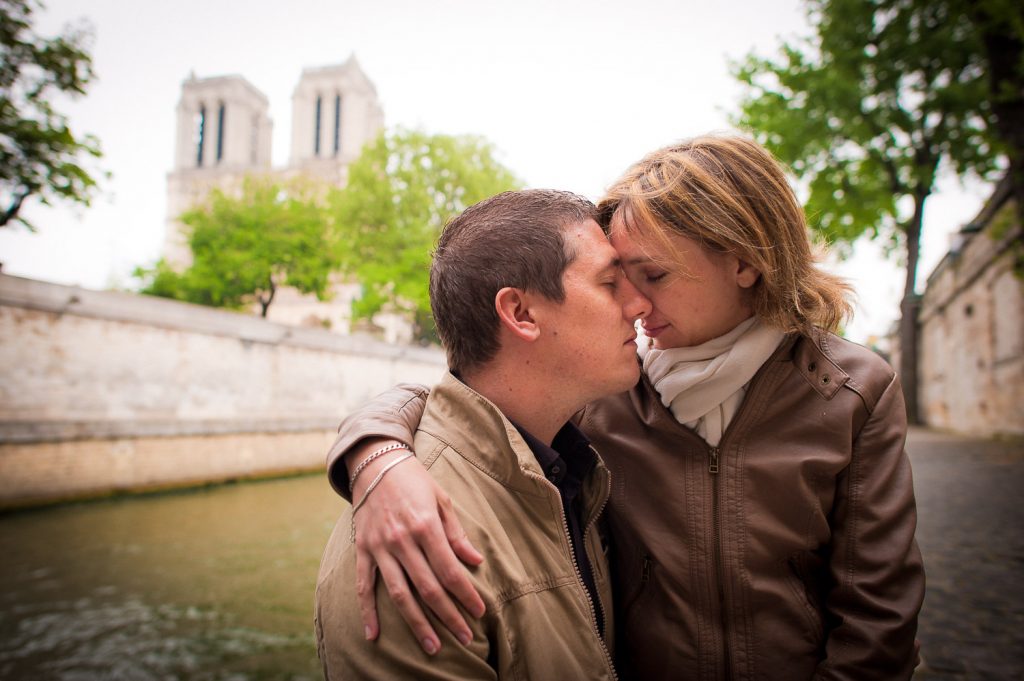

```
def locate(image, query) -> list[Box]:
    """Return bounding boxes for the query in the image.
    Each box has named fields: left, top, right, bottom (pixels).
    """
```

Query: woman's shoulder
left=795, top=329, right=898, bottom=413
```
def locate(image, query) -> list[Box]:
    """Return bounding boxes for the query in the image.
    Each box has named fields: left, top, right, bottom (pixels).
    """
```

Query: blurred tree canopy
left=968, top=1, right=1024, bottom=215
left=0, top=0, right=102, bottom=230
left=139, top=129, right=519, bottom=339
left=733, top=0, right=1022, bottom=422
left=137, top=177, right=337, bottom=317
left=332, top=128, right=521, bottom=341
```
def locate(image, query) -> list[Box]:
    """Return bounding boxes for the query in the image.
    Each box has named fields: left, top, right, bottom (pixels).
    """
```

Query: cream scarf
left=638, top=316, right=786, bottom=446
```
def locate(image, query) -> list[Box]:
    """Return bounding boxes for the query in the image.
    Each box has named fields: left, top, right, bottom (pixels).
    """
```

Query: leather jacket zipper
left=642, top=338, right=787, bottom=681
left=704, top=345, right=787, bottom=680
left=709, top=444, right=731, bottom=681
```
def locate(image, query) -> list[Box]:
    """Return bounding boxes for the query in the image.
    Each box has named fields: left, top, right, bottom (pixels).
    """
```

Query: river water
left=0, top=474, right=347, bottom=680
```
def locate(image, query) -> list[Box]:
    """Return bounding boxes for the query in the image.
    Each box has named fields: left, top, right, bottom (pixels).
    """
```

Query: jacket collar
left=417, top=372, right=551, bottom=496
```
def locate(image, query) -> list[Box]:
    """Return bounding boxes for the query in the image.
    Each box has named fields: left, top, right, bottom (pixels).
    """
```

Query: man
left=314, top=189, right=650, bottom=679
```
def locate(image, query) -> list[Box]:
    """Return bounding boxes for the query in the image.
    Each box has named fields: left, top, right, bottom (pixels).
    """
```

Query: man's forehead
left=562, top=219, right=619, bottom=270
left=561, top=218, right=610, bottom=247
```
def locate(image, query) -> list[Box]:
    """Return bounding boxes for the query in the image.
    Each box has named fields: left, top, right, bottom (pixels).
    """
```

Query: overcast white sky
left=0, top=0, right=995, bottom=343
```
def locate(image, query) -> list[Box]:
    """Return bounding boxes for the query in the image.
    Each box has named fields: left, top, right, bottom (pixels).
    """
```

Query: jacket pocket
left=784, top=553, right=825, bottom=646
left=615, top=554, right=658, bottom=676
left=617, top=554, right=653, bottom=618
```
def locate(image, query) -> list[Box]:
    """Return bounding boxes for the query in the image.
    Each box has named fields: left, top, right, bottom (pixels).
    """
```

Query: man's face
left=532, top=219, right=651, bottom=403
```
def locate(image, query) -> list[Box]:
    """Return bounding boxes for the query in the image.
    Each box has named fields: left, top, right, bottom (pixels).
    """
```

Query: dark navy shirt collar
left=513, top=420, right=595, bottom=485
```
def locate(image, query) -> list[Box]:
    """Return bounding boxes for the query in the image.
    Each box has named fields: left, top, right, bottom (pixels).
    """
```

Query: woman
left=329, top=134, right=925, bottom=680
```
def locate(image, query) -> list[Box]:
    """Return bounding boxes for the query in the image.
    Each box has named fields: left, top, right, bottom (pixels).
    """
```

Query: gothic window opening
left=333, top=94, right=341, bottom=156
left=195, top=105, right=206, bottom=167
left=314, top=95, right=323, bottom=156
left=216, top=103, right=226, bottom=163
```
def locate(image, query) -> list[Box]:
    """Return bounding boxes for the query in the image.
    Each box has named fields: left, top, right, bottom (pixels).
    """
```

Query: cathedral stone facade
left=163, top=57, right=402, bottom=339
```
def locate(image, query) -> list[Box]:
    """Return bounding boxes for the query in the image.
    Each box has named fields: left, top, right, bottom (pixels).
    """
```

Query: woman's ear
left=735, top=258, right=761, bottom=289
left=495, top=287, right=541, bottom=342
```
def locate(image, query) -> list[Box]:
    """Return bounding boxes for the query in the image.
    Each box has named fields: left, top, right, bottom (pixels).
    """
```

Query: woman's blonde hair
left=598, top=134, right=853, bottom=335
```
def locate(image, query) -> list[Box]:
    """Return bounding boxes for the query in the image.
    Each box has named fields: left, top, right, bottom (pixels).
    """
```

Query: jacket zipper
left=704, top=350, right=782, bottom=681
left=642, top=335, right=791, bottom=681
left=527, top=467, right=619, bottom=680
left=709, top=444, right=731, bottom=681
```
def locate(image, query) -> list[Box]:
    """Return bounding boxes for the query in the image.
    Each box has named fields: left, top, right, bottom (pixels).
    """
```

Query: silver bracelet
left=350, top=451, right=415, bottom=542
left=349, top=442, right=411, bottom=492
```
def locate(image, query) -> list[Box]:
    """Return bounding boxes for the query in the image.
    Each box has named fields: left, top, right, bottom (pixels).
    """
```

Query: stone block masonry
left=0, top=274, right=446, bottom=509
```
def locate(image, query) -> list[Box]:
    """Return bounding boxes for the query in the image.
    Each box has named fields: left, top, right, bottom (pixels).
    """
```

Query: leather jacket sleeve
left=815, top=373, right=926, bottom=680
left=326, top=383, right=430, bottom=500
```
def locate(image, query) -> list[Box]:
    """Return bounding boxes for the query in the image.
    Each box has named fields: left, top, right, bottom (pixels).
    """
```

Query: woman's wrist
left=350, top=442, right=413, bottom=500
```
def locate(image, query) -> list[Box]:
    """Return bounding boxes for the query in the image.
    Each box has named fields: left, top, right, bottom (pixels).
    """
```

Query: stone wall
left=918, top=187, right=1024, bottom=437
left=0, top=274, right=446, bottom=508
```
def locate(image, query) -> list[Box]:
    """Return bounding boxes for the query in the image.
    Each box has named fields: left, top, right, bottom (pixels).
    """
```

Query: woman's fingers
left=374, top=551, right=442, bottom=654
left=351, top=459, right=484, bottom=653
left=435, top=488, right=485, bottom=617
left=354, top=550, right=380, bottom=640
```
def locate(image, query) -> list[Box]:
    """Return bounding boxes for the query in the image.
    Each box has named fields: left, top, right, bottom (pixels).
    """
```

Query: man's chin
left=611, top=365, right=641, bottom=393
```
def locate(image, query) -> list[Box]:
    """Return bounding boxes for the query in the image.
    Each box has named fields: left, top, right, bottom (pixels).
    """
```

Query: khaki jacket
left=316, top=373, right=618, bottom=680
left=326, top=331, right=924, bottom=681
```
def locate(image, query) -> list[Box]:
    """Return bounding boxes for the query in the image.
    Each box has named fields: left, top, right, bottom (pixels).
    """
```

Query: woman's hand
left=349, top=439, right=486, bottom=655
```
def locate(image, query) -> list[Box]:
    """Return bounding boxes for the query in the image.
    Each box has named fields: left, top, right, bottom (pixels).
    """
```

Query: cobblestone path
left=908, top=427, right=1024, bottom=681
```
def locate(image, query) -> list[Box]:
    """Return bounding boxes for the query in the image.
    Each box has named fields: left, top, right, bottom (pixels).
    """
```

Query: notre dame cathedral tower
left=163, top=56, right=397, bottom=337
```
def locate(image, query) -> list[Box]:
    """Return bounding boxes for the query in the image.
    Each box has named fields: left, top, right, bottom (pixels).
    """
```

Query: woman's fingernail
left=423, top=638, right=438, bottom=655
left=364, top=626, right=372, bottom=640
left=458, top=630, right=472, bottom=646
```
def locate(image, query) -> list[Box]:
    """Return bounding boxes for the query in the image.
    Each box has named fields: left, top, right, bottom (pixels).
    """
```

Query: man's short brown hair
left=430, top=189, right=597, bottom=374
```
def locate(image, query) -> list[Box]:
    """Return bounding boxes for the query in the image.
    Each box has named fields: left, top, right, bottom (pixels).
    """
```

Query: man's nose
left=620, top=277, right=651, bottom=321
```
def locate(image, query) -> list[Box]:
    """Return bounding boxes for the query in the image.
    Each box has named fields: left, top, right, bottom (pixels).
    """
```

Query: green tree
left=137, top=177, right=337, bottom=317
left=733, top=0, right=1009, bottom=423
left=1, top=0, right=102, bottom=229
left=967, top=1, right=1024, bottom=217
left=333, top=128, right=521, bottom=342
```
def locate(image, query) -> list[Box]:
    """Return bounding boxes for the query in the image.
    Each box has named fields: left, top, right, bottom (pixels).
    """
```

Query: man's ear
left=495, top=287, right=541, bottom=342
left=735, top=258, right=761, bottom=289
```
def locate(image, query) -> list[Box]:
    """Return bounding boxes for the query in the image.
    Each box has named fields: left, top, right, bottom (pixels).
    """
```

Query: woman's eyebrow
left=623, top=255, right=652, bottom=266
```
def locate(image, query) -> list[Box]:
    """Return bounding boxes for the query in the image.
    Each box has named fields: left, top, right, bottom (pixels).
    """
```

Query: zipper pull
left=708, top=446, right=720, bottom=474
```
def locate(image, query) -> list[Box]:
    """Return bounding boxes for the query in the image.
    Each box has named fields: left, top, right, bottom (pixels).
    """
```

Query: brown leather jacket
left=317, top=373, right=618, bottom=680
left=327, top=331, right=925, bottom=681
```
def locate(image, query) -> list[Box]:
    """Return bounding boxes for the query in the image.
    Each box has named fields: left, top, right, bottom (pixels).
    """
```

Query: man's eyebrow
left=597, top=258, right=622, bottom=274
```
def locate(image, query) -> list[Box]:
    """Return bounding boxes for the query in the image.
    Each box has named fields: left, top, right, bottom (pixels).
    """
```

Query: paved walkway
left=907, top=427, right=1024, bottom=680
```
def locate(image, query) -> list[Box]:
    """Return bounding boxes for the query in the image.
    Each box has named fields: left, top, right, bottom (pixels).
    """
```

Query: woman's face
left=609, top=211, right=759, bottom=350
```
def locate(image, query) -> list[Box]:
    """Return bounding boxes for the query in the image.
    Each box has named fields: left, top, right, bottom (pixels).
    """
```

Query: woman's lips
left=642, top=323, right=668, bottom=338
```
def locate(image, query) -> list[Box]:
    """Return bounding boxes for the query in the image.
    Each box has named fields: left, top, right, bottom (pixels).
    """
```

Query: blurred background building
left=162, top=57, right=407, bottom=339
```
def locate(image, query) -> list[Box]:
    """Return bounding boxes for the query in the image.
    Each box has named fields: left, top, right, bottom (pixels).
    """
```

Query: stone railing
left=0, top=274, right=446, bottom=508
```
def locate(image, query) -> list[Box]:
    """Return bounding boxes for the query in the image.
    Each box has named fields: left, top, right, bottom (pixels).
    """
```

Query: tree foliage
left=0, top=0, right=102, bottom=229
left=332, top=128, right=521, bottom=340
left=967, top=1, right=1024, bottom=220
left=137, top=177, right=338, bottom=317
left=732, top=0, right=1015, bottom=422
left=735, top=0, right=1002, bottom=251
